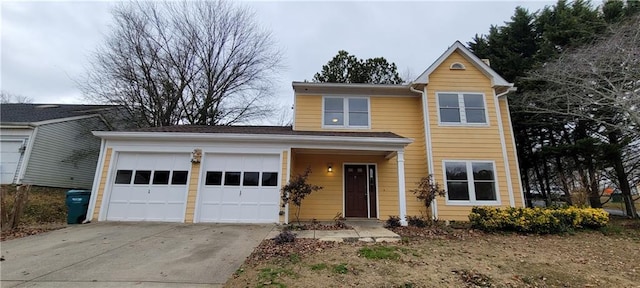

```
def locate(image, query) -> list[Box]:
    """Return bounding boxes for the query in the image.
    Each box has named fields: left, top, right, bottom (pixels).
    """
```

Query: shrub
left=385, top=216, right=401, bottom=228
left=406, top=215, right=429, bottom=228
left=281, top=167, right=323, bottom=225
left=333, top=212, right=348, bottom=229
left=469, top=206, right=609, bottom=234
left=411, top=175, right=446, bottom=214
left=273, top=230, right=296, bottom=244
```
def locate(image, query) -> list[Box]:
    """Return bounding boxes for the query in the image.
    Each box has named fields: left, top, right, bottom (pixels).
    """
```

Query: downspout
left=496, top=86, right=516, bottom=98
left=409, top=84, right=437, bottom=219
left=495, top=86, right=518, bottom=208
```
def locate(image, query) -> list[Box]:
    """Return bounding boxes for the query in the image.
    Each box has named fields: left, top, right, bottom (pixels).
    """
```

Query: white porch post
left=397, top=150, right=408, bottom=226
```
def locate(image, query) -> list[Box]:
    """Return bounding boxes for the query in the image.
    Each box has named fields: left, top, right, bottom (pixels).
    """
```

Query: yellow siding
left=428, top=51, right=512, bottom=220
left=91, top=148, right=112, bottom=221
left=291, top=96, right=428, bottom=220
left=184, top=162, right=201, bottom=223
left=279, top=150, right=288, bottom=223
left=292, top=50, right=522, bottom=221
left=500, top=97, right=524, bottom=207
left=291, top=153, right=400, bottom=221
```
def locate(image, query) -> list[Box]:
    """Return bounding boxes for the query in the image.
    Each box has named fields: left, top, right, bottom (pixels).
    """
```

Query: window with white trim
left=323, top=97, right=369, bottom=127
left=444, top=161, right=497, bottom=204
left=437, top=93, right=487, bottom=124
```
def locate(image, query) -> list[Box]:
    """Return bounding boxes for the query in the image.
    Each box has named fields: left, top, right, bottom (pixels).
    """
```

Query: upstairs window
left=323, top=97, right=369, bottom=128
left=437, top=92, right=487, bottom=125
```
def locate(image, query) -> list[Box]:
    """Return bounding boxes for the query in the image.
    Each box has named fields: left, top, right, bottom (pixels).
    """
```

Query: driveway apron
left=0, top=222, right=273, bottom=287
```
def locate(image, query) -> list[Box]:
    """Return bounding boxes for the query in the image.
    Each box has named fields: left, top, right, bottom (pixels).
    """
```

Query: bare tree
left=1, top=91, right=33, bottom=104
left=269, top=105, right=293, bottom=126
left=81, top=1, right=281, bottom=127
left=523, top=14, right=640, bottom=217
left=524, top=14, right=640, bottom=135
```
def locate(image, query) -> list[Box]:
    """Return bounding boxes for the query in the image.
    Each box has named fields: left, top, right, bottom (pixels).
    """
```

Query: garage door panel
left=0, top=140, right=23, bottom=184
left=197, top=153, right=280, bottom=223
left=198, top=203, right=222, bottom=221
left=105, top=153, right=189, bottom=222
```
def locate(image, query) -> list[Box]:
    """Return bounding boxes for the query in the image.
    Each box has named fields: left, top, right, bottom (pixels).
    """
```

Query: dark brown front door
left=345, top=165, right=368, bottom=217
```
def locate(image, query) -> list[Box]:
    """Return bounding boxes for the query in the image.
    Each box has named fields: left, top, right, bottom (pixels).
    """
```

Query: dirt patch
left=1, top=185, right=68, bottom=241
left=0, top=223, right=67, bottom=241
left=226, top=218, right=640, bottom=287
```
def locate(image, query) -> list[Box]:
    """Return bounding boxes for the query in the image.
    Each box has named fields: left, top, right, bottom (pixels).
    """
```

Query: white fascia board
left=292, top=82, right=409, bottom=90
left=414, top=41, right=512, bottom=88
left=92, top=131, right=414, bottom=147
left=5, top=114, right=103, bottom=127
left=0, top=124, right=35, bottom=129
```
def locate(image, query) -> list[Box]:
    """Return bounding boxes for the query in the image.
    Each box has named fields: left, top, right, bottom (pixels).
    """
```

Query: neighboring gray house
left=0, top=104, right=113, bottom=188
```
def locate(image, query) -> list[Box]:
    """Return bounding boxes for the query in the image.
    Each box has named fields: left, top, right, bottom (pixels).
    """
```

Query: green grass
left=332, top=263, right=348, bottom=274
left=288, top=253, right=300, bottom=264
left=358, top=246, right=400, bottom=260
left=257, top=267, right=297, bottom=288
left=310, top=263, right=327, bottom=271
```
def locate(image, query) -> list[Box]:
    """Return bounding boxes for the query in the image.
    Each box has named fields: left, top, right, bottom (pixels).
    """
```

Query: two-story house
left=87, top=41, right=524, bottom=224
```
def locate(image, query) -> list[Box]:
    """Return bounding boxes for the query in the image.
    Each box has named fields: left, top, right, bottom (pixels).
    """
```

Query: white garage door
left=197, top=154, right=280, bottom=223
left=106, top=153, right=190, bottom=222
left=0, top=140, right=24, bottom=184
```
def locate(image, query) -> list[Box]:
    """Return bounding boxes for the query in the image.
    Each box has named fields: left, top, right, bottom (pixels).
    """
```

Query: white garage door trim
left=104, top=152, right=191, bottom=222
left=195, top=153, right=282, bottom=223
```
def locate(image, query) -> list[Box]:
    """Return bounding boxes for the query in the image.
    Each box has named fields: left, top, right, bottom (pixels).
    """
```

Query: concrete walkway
left=266, top=221, right=401, bottom=243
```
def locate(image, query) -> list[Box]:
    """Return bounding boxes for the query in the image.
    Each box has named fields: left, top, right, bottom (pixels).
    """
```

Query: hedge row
left=469, top=206, right=609, bottom=234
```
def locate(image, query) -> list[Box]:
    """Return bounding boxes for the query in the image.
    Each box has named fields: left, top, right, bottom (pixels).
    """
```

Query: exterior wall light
left=327, top=163, right=333, bottom=172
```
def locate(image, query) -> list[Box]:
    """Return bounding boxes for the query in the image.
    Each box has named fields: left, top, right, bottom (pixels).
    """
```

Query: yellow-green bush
left=469, top=206, right=609, bottom=234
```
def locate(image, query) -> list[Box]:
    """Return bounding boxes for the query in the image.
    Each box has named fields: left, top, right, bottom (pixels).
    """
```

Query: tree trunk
left=608, top=132, right=638, bottom=218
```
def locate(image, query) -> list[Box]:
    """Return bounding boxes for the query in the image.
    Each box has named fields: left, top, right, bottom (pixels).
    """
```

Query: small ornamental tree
left=281, top=167, right=323, bottom=225
left=411, top=175, right=447, bottom=218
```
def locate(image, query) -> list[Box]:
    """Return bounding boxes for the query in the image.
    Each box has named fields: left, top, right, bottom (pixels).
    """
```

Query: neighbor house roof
left=0, top=103, right=114, bottom=124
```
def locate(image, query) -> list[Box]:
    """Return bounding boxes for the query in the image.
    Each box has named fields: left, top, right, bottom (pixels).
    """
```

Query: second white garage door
left=106, top=153, right=190, bottom=222
left=197, top=154, right=280, bottom=223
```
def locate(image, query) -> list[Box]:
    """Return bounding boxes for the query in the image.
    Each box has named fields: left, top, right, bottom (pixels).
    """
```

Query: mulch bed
left=388, top=225, right=479, bottom=240
left=246, top=238, right=339, bottom=265
left=284, top=222, right=351, bottom=231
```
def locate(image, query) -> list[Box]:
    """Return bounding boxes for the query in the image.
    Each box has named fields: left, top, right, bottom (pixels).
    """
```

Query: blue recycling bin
left=66, top=190, right=91, bottom=224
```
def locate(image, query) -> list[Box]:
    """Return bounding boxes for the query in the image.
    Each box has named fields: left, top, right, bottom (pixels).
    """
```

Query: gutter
left=92, top=131, right=414, bottom=146
left=496, top=86, right=517, bottom=97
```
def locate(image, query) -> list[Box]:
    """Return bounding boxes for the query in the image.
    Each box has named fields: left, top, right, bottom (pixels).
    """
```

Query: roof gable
left=414, top=41, right=511, bottom=87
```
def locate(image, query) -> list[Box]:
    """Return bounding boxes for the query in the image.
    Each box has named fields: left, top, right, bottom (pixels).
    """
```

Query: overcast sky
left=1, top=0, right=555, bottom=110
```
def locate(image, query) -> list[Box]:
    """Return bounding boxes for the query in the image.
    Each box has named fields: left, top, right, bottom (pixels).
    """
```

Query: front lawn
left=226, top=218, right=640, bottom=287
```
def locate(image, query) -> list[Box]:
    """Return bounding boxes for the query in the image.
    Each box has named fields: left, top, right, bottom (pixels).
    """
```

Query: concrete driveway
left=1, top=222, right=274, bottom=287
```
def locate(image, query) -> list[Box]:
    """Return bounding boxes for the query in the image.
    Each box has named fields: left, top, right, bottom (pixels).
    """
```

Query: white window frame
left=322, top=96, right=371, bottom=129
left=442, top=160, right=500, bottom=205
left=436, top=92, right=489, bottom=126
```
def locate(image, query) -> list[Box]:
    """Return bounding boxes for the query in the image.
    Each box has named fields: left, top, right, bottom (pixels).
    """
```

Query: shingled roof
left=127, top=125, right=405, bottom=139
left=0, top=103, right=114, bottom=123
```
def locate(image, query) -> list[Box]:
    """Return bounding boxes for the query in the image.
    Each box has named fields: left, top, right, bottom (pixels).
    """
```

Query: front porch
left=288, top=147, right=409, bottom=225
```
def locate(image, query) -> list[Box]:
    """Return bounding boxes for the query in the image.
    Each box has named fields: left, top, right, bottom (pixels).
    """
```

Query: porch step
left=264, top=224, right=401, bottom=242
